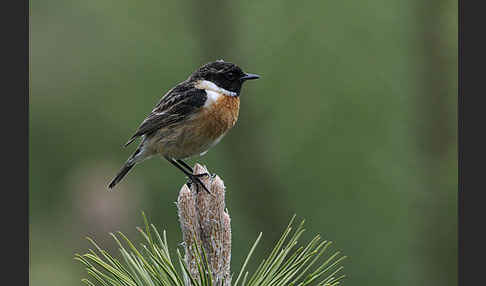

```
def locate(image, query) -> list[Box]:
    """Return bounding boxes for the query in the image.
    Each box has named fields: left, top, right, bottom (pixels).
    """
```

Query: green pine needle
left=75, top=213, right=346, bottom=286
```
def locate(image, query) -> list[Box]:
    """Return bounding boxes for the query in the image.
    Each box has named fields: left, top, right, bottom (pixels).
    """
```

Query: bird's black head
left=191, top=60, right=260, bottom=95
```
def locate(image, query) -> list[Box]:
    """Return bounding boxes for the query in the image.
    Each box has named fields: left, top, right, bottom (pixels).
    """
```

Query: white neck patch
left=195, top=80, right=237, bottom=97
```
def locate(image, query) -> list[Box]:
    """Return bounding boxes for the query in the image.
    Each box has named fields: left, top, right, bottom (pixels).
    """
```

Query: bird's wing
left=124, top=83, right=207, bottom=146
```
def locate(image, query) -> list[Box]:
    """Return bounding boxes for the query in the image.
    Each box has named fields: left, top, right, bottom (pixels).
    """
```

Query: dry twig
left=177, top=164, right=231, bottom=286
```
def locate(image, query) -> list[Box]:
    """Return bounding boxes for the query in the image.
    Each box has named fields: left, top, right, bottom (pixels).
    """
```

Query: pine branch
left=75, top=163, right=347, bottom=286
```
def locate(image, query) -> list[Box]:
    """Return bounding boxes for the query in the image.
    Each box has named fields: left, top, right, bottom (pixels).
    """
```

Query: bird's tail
left=108, top=162, right=135, bottom=189
left=108, top=146, right=145, bottom=190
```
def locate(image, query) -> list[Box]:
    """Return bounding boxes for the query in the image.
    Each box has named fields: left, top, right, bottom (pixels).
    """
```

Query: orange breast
left=198, top=95, right=240, bottom=140
left=150, top=94, right=240, bottom=159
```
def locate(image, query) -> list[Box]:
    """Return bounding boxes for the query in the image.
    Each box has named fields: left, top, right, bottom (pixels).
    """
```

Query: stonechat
left=108, top=60, right=260, bottom=193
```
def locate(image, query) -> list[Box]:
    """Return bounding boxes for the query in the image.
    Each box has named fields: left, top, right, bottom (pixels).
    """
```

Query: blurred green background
left=29, top=0, right=457, bottom=285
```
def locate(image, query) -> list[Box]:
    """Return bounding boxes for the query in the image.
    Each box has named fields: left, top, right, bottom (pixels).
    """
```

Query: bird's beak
left=240, top=73, right=260, bottom=81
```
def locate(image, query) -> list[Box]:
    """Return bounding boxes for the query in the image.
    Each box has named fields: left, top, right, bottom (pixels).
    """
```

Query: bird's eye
left=226, top=72, right=236, bottom=80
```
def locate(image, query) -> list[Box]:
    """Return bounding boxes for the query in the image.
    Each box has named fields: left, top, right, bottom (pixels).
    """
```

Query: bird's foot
left=193, top=172, right=210, bottom=178
left=185, top=174, right=211, bottom=194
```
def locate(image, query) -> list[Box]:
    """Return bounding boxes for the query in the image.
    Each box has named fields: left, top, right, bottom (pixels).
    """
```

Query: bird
left=107, top=60, right=260, bottom=193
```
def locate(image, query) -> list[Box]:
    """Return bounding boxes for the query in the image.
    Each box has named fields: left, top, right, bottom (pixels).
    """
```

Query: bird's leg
left=176, top=159, right=194, bottom=173
left=173, top=160, right=198, bottom=188
left=176, top=159, right=210, bottom=178
left=165, top=157, right=211, bottom=194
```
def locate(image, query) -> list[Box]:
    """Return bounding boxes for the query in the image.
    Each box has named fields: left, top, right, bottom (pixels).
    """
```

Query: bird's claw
left=193, top=172, right=210, bottom=178
left=186, top=174, right=211, bottom=194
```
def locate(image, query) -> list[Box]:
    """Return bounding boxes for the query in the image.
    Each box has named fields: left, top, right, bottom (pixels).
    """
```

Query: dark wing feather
left=124, top=83, right=207, bottom=146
